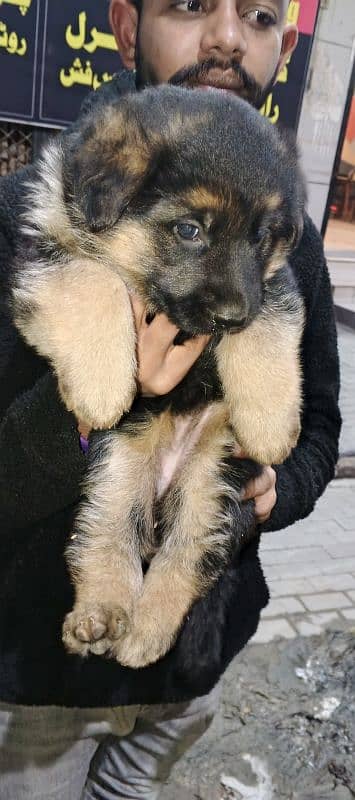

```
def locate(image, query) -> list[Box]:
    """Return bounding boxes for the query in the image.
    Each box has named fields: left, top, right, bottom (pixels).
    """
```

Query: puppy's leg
left=13, top=259, right=137, bottom=429
left=62, top=414, right=171, bottom=657
left=114, top=403, right=240, bottom=669
left=217, top=271, right=305, bottom=465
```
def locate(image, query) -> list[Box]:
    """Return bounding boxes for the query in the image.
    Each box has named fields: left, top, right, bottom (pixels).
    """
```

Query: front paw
left=62, top=602, right=129, bottom=657
left=113, top=613, right=178, bottom=669
left=59, top=371, right=136, bottom=429
left=236, top=407, right=301, bottom=465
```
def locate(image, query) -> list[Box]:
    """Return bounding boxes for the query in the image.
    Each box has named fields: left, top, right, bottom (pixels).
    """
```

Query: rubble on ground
left=161, top=624, right=355, bottom=799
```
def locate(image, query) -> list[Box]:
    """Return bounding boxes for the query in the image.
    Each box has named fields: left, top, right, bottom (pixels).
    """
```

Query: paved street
left=255, top=323, right=355, bottom=643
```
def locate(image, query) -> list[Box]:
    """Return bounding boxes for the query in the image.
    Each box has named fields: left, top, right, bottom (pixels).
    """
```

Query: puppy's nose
left=214, top=307, right=248, bottom=331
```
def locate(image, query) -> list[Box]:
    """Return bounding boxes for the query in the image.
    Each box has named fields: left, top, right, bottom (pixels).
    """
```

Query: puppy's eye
left=174, top=222, right=201, bottom=242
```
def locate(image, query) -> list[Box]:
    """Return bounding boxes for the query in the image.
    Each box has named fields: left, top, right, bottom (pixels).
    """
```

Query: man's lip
left=196, top=84, right=237, bottom=96
left=195, top=70, right=244, bottom=93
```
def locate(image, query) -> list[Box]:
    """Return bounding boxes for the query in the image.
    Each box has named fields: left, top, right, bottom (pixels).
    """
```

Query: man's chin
left=181, top=82, right=266, bottom=109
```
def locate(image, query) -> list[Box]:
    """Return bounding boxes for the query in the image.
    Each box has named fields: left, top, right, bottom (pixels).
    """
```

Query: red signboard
left=297, top=1, right=320, bottom=36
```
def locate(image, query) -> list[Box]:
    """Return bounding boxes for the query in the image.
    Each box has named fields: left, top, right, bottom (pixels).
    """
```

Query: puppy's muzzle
left=213, top=303, right=248, bottom=334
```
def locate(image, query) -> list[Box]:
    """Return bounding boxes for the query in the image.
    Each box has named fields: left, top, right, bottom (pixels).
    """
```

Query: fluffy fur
left=11, top=86, right=305, bottom=668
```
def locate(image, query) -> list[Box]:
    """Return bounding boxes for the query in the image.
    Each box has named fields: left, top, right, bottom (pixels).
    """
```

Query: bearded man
left=0, top=1, right=340, bottom=797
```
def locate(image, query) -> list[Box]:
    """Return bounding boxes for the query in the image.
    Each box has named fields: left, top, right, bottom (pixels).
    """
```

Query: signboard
left=261, top=0, right=320, bottom=130
left=0, top=0, right=121, bottom=127
left=0, top=0, right=320, bottom=130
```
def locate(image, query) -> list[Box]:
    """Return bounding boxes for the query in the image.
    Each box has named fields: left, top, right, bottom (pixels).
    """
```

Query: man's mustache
left=168, top=57, right=266, bottom=109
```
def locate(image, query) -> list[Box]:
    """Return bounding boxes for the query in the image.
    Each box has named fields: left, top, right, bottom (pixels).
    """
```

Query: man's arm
left=260, top=216, right=341, bottom=533
left=0, top=170, right=87, bottom=529
left=0, top=371, right=86, bottom=529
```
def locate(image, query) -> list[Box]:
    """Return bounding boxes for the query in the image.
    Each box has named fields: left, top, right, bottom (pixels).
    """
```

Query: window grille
left=0, top=122, right=32, bottom=176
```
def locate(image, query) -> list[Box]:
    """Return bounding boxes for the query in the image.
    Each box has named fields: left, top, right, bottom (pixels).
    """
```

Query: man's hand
left=78, top=296, right=210, bottom=434
left=131, top=295, right=210, bottom=397
left=239, top=458, right=277, bottom=524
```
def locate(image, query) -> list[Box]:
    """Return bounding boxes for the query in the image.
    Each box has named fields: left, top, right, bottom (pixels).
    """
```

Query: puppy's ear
left=63, top=102, right=156, bottom=233
left=276, top=124, right=307, bottom=251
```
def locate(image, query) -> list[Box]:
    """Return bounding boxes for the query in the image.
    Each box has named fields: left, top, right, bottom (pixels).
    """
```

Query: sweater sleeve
left=0, top=371, right=86, bottom=529
left=0, top=169, right=87, bottom=530
left=261, top=218, right=341, bottom=533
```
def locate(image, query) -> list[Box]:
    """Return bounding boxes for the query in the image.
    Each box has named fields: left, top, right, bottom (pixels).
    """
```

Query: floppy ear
left=276, top=124, right=307, bottom=251
left=63, top=101, right=156, bottom=233
left=216, top=288, right=305, bottom=465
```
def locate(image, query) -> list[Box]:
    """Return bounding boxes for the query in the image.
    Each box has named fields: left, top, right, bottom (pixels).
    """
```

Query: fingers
left=240, top=465, right=277, bottom=524
left=242, top=465, right=276, bottom=500
left=164, top=332, right=210, bottom=378
left=254, top=484, right=277, bottom=523
left=130, top=293, right=210, bottom=396
left=131, top=295, right=180, bottom=348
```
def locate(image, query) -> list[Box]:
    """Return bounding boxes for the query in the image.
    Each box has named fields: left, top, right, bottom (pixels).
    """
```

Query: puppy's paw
left=62, top=603, right=129, bottom=657
left=58, top=371, right=137, bottom=430
left=17, top=258, right=138, bottom=430
left=236, top=406, right=301, bottom=465
left=113, top=613, right=177, bottom=669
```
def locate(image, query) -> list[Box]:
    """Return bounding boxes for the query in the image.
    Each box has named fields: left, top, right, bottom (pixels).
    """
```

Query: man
left=0, top=1, right=340, bottom=798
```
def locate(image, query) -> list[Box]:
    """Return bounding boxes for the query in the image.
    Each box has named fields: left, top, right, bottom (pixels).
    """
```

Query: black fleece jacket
left=0, top=73, right=341, bottom=707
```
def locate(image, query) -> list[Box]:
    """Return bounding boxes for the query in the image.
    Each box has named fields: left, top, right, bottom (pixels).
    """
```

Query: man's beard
left=135, top=40, right=277, bottom=110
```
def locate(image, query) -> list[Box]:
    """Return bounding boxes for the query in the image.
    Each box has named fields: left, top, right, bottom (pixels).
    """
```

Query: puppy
left=12, top=86, right=305, bottom=668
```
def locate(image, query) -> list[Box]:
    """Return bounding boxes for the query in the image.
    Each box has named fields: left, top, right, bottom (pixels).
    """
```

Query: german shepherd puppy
left=12, top=86, right=305, bottom=668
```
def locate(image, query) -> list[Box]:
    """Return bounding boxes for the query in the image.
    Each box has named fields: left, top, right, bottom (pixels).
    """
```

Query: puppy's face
left=64, top=86, right=305, bottom=335
left=122, top=188, right=293, bottom=336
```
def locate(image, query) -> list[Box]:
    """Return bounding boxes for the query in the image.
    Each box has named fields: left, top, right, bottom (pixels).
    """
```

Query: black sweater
left=0, top=75, right=341, bottom=707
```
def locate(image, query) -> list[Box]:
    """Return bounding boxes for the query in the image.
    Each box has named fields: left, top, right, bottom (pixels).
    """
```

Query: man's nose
left=200, top=0, right=247, bottom=61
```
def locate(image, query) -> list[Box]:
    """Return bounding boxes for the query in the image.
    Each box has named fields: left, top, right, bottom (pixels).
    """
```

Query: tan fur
left=216, top=306, right=304, bottom=464
left=166, top=110, right=210, bottom=142
left=85, top=105, right=153, bottom=175
left=62, top=418, right=165, bottom=656
left=183, top=186, right=228, bottom=211
left=264, top=242, right=291, bottom=278
left=102, top=218, right=157, bottom=291
left=115, top=403, right=239, bottom=667
left=13, top=259, right=137, bottom=428
left=62, top=404, right=240, bottom=666
left=62, top=412, right=179, bottom=658
left=265, top=192, right=282, bottom=211
left=22, top=141, right=79, bottom=253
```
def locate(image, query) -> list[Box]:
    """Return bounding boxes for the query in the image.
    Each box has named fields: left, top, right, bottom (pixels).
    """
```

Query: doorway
left=324, top=65, right=355, bottom=254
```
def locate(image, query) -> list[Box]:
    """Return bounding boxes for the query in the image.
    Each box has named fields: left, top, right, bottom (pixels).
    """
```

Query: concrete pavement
left=254, top=323, right=355, bottom=643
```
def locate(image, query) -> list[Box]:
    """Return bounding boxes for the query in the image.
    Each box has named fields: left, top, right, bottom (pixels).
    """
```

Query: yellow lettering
left=287, top=1, right=300, bottom=26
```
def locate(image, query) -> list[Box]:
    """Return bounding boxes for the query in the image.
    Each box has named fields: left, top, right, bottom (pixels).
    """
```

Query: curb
left=335, top=305, right=355, bottom=330
left=335, top=453, right=355, bottom=479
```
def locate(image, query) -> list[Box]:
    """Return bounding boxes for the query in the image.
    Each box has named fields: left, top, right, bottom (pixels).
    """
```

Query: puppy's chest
left=155, top=407, right=215, bottom=500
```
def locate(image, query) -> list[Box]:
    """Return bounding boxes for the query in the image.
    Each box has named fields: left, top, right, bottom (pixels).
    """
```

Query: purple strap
left=79, top=433, right=89, bottom=454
